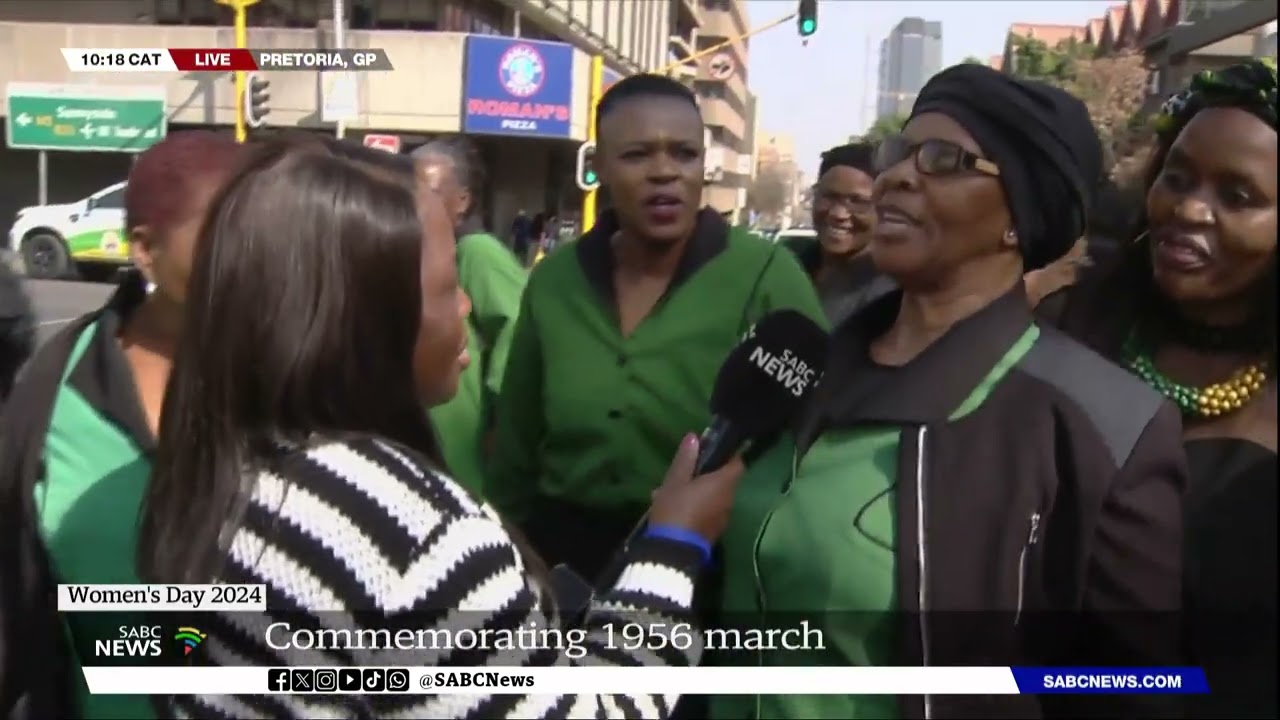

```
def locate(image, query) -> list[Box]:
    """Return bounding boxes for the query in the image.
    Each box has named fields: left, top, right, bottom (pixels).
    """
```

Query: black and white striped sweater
left=164, top=435, right=704, bottom=720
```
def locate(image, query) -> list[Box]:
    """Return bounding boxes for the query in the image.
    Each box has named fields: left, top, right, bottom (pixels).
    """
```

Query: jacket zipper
left=749, top=446, right=801, bottom=718
left=1014, top=512, right=1041, bottom=626
left=915, top=426, right=933, bottom=720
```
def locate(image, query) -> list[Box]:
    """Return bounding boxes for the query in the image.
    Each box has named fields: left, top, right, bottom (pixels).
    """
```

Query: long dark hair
left=138, top=137, right=443, bottom=583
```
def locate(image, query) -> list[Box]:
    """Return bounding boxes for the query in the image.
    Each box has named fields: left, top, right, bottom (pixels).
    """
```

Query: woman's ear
left=128, top=225, right=158, bottom=285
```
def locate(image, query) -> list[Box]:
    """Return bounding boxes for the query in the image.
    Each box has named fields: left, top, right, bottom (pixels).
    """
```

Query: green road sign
left=5, top=82, right=167, bottom=152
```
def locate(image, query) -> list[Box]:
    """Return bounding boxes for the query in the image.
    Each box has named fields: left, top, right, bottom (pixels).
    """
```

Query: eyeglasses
left=874, top=136, right=1000, bottom=178
left=812, top=186, right=873, bottom=213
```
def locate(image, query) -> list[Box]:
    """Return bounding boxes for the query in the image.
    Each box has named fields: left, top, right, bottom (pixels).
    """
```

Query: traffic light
left=243, top=72, right=271, bottom=129
left=576, top=141, right=599, bottom=192
left=797, top=0, right=817, bottom=37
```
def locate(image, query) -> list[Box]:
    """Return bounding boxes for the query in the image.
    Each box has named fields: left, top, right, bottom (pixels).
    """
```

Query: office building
left=0, top=0, right=695, bottom=240
left=691, top=0, right=752, bottom=221
left=876, top=17, right=942, bottom=120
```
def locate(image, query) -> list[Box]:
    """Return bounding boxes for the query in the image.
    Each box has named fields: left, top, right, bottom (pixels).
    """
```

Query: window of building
left=631, top=1, right=642, bottom=69
left=601, top=0, right=611, bottom=56
left=696, top=81, right=726, bottom=99
left=153, top=0, right=453, bottom=30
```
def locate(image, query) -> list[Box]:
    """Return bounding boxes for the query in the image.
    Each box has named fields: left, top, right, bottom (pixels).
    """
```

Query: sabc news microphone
left=550, top=309, right=829, bottom=618
left=694, top=308, right=829, bottom=473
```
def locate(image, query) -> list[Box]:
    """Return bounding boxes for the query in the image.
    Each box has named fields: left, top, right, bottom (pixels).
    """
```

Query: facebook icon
left=267, top=669, right=291, bottom=692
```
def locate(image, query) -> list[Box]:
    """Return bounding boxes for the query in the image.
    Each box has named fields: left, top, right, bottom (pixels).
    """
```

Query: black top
left=1183, top=437, right=1278, bottom=719
left=779, top=236, right=892, bottom=326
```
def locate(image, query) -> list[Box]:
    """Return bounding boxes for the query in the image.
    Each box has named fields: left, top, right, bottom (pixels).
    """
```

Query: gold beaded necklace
left=1124, top=332, right=1269, bottom=418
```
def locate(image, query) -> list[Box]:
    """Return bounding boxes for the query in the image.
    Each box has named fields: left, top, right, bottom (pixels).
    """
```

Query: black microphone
left=549, top=310, right=829, bottom=620
left=693, top=308, right=829, bottom=474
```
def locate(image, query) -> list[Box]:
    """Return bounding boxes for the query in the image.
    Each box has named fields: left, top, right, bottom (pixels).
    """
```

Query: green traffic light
left=800, top=19, right=816, bottom=36
left=584, top=171, right=598, bottom=184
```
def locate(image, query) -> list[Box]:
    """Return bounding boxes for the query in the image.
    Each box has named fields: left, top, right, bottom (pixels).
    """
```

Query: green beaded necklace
left=1123, top=331, right=1269, bottom=418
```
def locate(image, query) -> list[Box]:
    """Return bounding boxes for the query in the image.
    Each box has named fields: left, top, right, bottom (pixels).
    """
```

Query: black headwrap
left=819, top=142, right=876, bottom=178
left=1155, top=57, right=1278, bottom=139
left=910, top=63, right=1103, bottom=271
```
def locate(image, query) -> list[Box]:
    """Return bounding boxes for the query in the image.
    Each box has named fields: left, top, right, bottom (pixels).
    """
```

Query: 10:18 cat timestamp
left=78, top=51, right=166, bottom=68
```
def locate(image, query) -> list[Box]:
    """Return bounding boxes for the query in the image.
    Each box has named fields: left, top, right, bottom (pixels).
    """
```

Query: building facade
left=0, top=0, right=693, bottom=243
left=876, top=17, right=942, bottom=120
left=753, top=131, right=803, bottom=229
left=690, top=0, right=752, bottom=221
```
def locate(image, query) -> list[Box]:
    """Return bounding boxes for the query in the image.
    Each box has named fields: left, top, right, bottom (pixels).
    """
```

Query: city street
left=23, top=277, right=113, bottom=348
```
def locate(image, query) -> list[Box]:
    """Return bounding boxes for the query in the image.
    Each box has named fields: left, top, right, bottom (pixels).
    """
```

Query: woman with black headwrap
left=782, top=142, right=893, bottom=324
left=1055, top=59, right=1277, bottom=719
left=703, top=64, right=1188, bottom=720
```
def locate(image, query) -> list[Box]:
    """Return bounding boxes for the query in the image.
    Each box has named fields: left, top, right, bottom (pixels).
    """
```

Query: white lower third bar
left=82, top=666, right=1021, bottom=695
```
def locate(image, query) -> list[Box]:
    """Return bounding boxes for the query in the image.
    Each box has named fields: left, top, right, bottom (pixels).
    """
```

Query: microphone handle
left=694, top=415, right=744, bottom=475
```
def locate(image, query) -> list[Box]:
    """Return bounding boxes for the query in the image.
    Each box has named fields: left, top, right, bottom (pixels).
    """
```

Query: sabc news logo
left=95, top=625, right=207, bottom=659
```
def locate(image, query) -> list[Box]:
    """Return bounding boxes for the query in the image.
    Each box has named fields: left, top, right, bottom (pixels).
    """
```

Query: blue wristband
left=643, top=524, right=713, bottom=566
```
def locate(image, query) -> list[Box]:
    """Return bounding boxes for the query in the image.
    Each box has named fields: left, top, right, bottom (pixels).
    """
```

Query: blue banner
left=1011, top=667, right=1209, bottom=694
left=462, top=36, right=574, bottom=138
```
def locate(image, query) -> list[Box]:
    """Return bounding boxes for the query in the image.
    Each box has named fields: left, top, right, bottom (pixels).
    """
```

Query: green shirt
left=711, top=318, right=1040, bottom=719
left=487, top=211, right=825, bottom=519
left=429, top=231, right=526, bottom=495
left=35, top=301, right=156, bottom=720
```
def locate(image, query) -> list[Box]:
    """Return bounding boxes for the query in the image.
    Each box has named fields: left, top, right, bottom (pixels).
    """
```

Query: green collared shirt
left=487, top=209, right=826, bottom=517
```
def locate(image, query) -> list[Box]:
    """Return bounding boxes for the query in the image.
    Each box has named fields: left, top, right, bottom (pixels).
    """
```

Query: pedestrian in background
left=412, top=135, right=526, bottom=495
left=487, top=74, right=823, bottom=584
left=783, top=142, right=890, bottom=324
left=0, top=261, right=34, bottom=408
left=0, top=130, right=246, bottom=720
left=510, top=208, right=532, bottom=260
left=1054, top=59, right=1278, bottom=718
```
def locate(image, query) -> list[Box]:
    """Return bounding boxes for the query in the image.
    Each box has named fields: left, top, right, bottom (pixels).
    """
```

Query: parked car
left=6, top=182, right=128, bottom=280
left=771, top=227, right=818, bottom=244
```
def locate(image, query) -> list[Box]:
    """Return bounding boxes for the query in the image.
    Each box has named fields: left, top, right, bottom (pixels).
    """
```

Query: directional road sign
left=5, top=82, right=167, bottom=153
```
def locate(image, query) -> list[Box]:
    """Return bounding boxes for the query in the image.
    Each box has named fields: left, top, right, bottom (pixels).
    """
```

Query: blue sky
left=746, top=0, right=1118, bottom=176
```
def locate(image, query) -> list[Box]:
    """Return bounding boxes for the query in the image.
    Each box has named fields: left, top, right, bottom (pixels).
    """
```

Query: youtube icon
left=338, top=668, right=361, bottom=692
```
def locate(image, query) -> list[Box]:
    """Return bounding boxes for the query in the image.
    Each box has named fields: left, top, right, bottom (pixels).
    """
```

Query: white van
left=6, top=182, right=129, bottom=280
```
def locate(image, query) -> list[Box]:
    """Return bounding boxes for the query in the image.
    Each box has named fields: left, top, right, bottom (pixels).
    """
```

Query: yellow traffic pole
left=217, top=0, right=260, bottom=143
left=582, top=55, right=605, bottom=233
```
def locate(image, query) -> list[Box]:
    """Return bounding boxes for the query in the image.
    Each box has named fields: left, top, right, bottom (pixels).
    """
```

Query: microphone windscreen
left=709, top=310, right=828, bottom=439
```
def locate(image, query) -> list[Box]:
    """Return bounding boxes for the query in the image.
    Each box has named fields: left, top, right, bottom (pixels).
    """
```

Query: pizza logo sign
left=499, top=44, right=545, bottom=98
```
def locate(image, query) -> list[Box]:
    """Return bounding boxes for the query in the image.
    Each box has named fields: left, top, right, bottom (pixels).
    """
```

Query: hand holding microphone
left=551, top=309, right=829, bottom=614
left=648, top=308, right=829, bottom=542
left=648, top=433, right=746, bottom=543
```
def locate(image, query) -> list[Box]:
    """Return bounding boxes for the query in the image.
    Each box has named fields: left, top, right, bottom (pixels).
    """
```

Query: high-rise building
left=690, top=0, right=753, bottom=222
left=876, top=17, right=943, bottom=120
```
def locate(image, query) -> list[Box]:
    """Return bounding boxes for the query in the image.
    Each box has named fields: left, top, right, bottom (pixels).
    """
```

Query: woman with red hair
left=0, top=131, right=246, bottom=720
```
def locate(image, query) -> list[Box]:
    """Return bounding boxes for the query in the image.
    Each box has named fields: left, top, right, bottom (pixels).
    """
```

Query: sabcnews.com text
left=1038, top=672, right=1183, bottom=691
left=266, top=668, right=535, bottom=693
